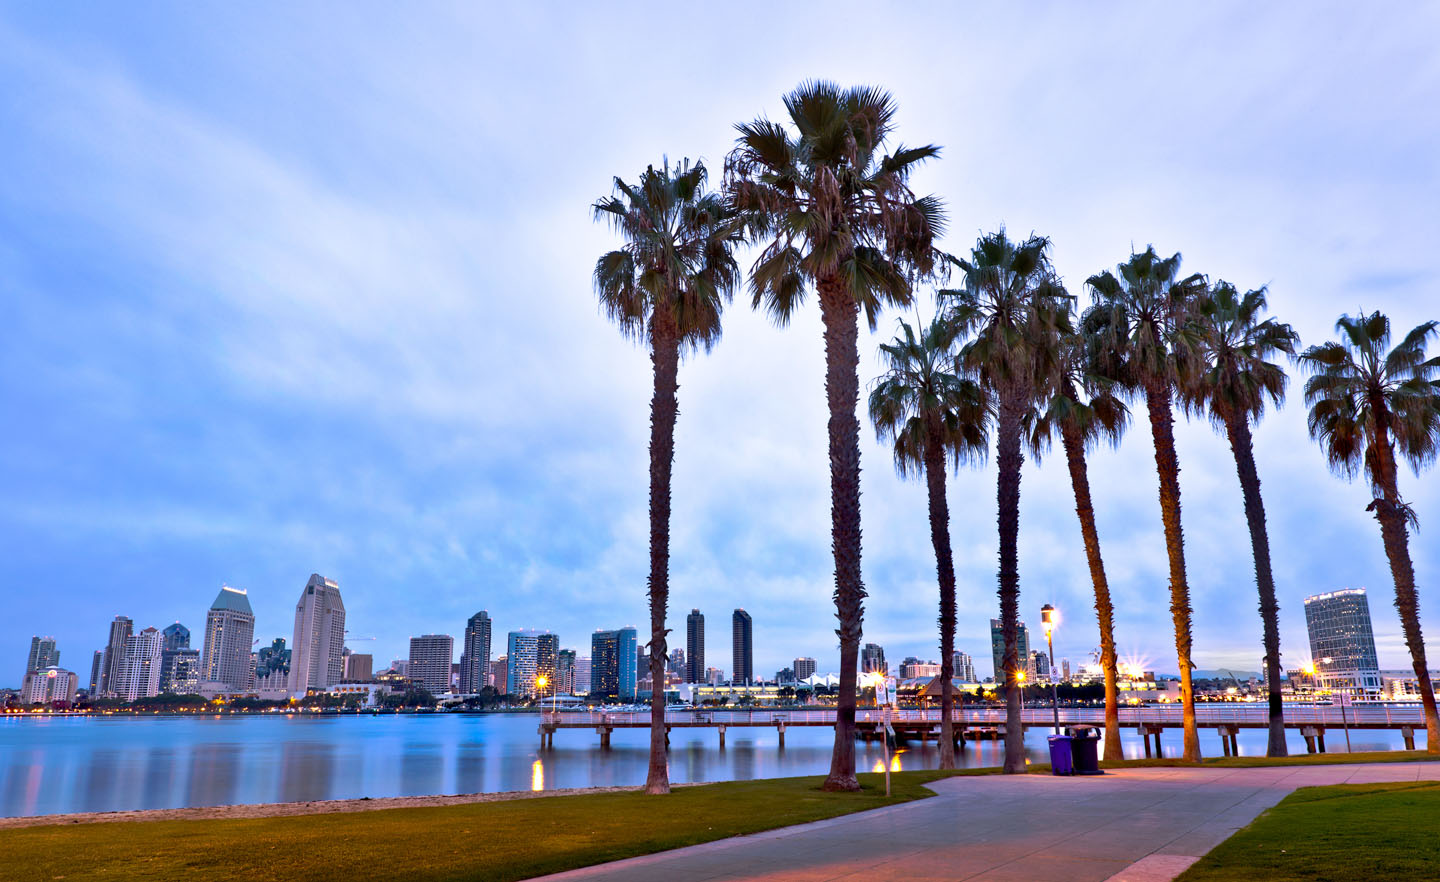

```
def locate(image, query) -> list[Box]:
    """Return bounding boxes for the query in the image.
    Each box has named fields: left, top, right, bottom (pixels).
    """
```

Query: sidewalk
left=531, top=762, right=1440, bottom=882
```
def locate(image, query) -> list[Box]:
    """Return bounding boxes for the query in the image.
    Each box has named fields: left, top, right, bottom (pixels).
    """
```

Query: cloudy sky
left=3, top=3, right=1438, bottom=684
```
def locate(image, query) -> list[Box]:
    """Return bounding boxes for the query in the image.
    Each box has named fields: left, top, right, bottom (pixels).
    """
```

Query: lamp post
left=1041, top=604, right=1060, bottom=735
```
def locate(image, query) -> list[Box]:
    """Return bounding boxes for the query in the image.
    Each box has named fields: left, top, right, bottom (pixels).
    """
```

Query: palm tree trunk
left=644, top=309, right=679, bottom=795
left=1222, top=415, right=1286, bottom=757
left=1144, top=382, right=1201, bottom=762
left=819, top=276, right=865, bottom=792
left=996, top=389, right=1027, bottom=774
left=923, top=425, right=958, bottom=769
left=1059, top=423, right=1122, bottom=761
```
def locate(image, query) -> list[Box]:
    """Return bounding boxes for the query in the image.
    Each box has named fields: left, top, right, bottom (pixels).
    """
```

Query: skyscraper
left=989, top=618, right=1031, bottom=683
left=459, top=611, right=492, bottom=694
left=88, top=650, right=103, bottom=695
left=506, top=629, right=559, bottom=698
left=556, top=648, right=576, bottom=694
left=686, top=609, right=705, bottom=683
left=731, top=609, right=754, bottom=686
left=793, top=656, right=817, bottom=680
left=289, top=574, right=346, bottom=694
left=590, top=627, right=638, bottom=700
left=861, top=643, right=887, bottom=675
left=408, top=634, right=455, bottom=695
left=953, top=651, right=976, bottom=683
left=572, top=656, right=591, bottom=695
left=161, top=623, right=190, bottom=652
left=100, top=616, right=133, bottom=697
left=668, top=648, right=684, bottom=675
left=115, top=627, right=163, bottom=701
left=1304, top=588, right=1383, bottom=695
left=489, top=656, right=508, bottom=692
left=343, top=652, right=373, bottom=681
left=200, top=586, right=255, bottom=692
left=25, top=636, right=60, bottom=679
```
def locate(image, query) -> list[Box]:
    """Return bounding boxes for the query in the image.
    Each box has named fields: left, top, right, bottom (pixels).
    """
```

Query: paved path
left=532, top=762, right=1440, bottom=882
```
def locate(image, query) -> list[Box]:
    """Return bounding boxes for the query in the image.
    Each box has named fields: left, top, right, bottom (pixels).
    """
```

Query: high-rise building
left=731, top=609, right=754, bottom=686
left=705, top=666, right=724, bottom=686
left=861, top=643, right=887, bottom=675
left=590, top=627, right=638, bottom=700
left=1031, top=650, right=1051, bottom=683
left=22, top=666, right=79, bottom=705
left=668, top=648, right=685, bottom=675
left=255, top=638, right=290, bottom=680
left=1062, top=658, right=1071, bottom=682
left=200, top=587, right=255, bottom=692
left=161, top=623, right=190, bottom=652
left=572, top=656, right=591, bottom=695
left=100, top=616, right=133, bottom=697
left=989, top=618, right=1031, bottom=684
left=25, top=636, right=60, bottom=678
left=489, top=656, right=508, bottom=692
left=115, top=628, right=163, bottom=701
left=1304, top=588, right=1383, bottom=695
left=160, top=648, right=201, bottom=694
left=289, top=574, right=346, bottom=694
left=459, top=611, right=492, bottom=694
left=556, top=649, right=577, bottom=694
left=686, top=609, right=705, bottom=683
left=953, top=651, right=976, bottom=683
left=507, top=629, right=559, bottom=698
left=793, top=657, right=817, bottom=680
left=408, top=635, right=455, bottom=695
left=88, top=650, right=103, bottom=695
left=343, top=652, right=373, bottom=681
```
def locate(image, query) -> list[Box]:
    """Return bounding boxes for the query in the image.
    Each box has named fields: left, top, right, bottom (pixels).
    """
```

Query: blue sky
left=3, top=3, right=1438, bottom=683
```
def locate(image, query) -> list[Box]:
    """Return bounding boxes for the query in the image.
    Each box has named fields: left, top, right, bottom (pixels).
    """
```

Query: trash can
left=1066, top=725, right=1104, bottom=775
left=1047, top=734, right=1074, bottom=775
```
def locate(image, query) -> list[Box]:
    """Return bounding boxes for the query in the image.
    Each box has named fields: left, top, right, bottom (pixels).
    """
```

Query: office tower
left=115, top=628, right=163, bottom=701
left=989, top=618, right=1031, bottom=683
left=254, top=638, right=290, bottom=685
left=861, top=643, right=887, bottom=675
left=1031, top=650, right=1051, bottom=683
left=22, top=666, right=79, bottom=705
left=25, top=636, right=60, bottom=677
left=88, top=650, right=103, bottom=694
left=572, top=656, right=591, bottom=695
left=100, top=616, right=133, bottom=697
left=556, top=649, right=577, bottom=694
left=506, top=629, right=559, bottom=698
left=1062, top=658, right=1071, bottom=682
left=1304, top=588, right=1383, bottom=694
left=637, top=646, right=649, bottom=684
left=590, top=627, right=638, bottom=700
left=408, top=634, right=455, bottom=695
left=488, top=656, right=507, bottom=691
left=686, top=609, right=705, bottom=683
left=953, top=651, right=976, bottom=683
left=160, top=648, right=201, bottom=694
left=289, top=574, right=346, bottom=693
left=705, top=666, right=723, bottom=685
left=793, top=657, right=817, bottom=680
left=343, top=652, right=373, bottom=681
left=668, top=648, right=685, bottom=675
left=458, top=611, right=492, bottom=694
left=732, top=609, right=754, bottom=686
left=200, top=587, right=255, bottom=692
left=161, top=623, right=190, bottom=652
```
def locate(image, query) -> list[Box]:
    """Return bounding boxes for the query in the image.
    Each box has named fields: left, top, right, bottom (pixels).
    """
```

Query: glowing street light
left=1041, top=604, right=1061, bottom=735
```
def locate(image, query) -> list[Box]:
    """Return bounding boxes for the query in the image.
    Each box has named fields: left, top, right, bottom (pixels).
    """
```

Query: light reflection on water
left=0, top=714, right=1422, bottom=817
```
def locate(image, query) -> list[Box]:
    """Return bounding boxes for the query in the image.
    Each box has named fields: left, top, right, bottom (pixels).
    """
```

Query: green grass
left=1177, top=781, right=1440, bottom=881
left=0, top=771, right=956, bottom=882
left=1101, top=748, right=1440, bottom=770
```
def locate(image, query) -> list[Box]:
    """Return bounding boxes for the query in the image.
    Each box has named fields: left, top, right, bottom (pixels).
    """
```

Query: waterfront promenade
left=533, top=761, right=1440, bottom=882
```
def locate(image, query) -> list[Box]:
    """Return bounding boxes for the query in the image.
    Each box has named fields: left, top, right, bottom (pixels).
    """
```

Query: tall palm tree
left=1086, top=247, right=1207, bottom=762
left=1183, top=282, right=1298, bottom=757
left=942, top=230, right=1070, bottom=774
left=869, top=314, right=988, bottom=768
left=593, top=159, right=742, bottom=794
left=727, top=81, right=943, bottom=791
left=1300, top=311, right=1440, bottom=752
left=1028, top=316, right=1128, bottom=761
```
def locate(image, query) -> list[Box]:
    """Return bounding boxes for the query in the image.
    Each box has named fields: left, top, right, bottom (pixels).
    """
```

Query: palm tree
left=869, top=314, right=988, bottom=768
left=1086, top=247, right=1207, bottom=763
left=1028, top=317, right=1128, bottom=761
left=593, top=159, right=742, bottom=794
left=1300, top=311, right=1440, bottom=752
left=727, top=81, right=943, bottom=791
left=1183, top=282, right=1298, bottom=757
left=942, top=230, right=1070, bottom=774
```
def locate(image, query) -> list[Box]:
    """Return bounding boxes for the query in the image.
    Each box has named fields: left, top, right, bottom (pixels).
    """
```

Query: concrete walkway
left=532, top=762, right=1440, bottom=882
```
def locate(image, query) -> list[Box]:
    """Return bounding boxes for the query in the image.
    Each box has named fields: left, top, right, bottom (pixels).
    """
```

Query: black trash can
left=1066, top=725, right=1104, bottom=775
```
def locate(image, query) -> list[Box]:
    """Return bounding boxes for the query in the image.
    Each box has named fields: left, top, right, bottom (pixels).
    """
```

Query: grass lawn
left=1101, top=748, right=1440, bottom=770
left=1177, top=780, right=1440, bottom=881
left=1, top=770, right=956, bottom=882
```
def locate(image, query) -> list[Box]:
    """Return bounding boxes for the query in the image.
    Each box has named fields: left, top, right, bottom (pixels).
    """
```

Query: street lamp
left=1041, top=604, right=1060, bottom=735
left=536, top=674, right=553, bottom=717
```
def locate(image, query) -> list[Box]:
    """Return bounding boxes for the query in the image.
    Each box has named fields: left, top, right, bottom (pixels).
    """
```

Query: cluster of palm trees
left=592, top=80, right=1440, bottom=796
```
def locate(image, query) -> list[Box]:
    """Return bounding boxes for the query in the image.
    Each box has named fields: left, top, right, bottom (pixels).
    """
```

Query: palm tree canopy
left=1300, top=311, right=1440, bottom=490
left=593, top=158, right=742, bottom=353
left=1027, top=324, right=1129, bottom=462
left=1085, top=246, right=1207, bottom=390
left=941, top=230, right=1073, bottom=397
left=869, top=314, right=989, bottom=478
left=1182, top=281, right=1298, bottom=426
left=726, top=80, right=945, bottom=329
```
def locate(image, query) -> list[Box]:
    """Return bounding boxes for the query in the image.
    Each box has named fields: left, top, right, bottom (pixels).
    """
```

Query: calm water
left=0, top=713, right=1419, bottom=818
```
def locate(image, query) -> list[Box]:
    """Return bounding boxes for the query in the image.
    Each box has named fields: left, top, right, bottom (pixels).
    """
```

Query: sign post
left=881, top=704, right=893, bottom=797
left=1337, top=692, right=1353, bottom=752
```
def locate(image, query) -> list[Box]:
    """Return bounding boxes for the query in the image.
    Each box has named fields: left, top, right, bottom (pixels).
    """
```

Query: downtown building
left=99, top=616, right=133, bottom=697
left=22, top=666, right=79, bottom=705
left=989, top=618, right=1032, bottom=683
left=114, top=627, right=164, bottom=701
left=793, top=656, right=817, bottom=680
left=732, top=609, right=753, bottom=686
left=1304, top=588, right=1383, bottom=696
left=343, top=652, right=373, bottom=681
left=590, top=627, right=637, bottom=701
left=953, top=651, right=977, bottom=683
left=861, top=643, right=887, bottom=675
left=24, top=636, right=60, bottom=680
left=289, top=574, right=346, bottom=695
left=200, top=586, right=256, bottom=693
left=159, top=624, right=200, bottom=694
left=408, top=634, right=455, bottom=695
left=686, top=609, right=705, bottom=683
left=507, top=629, right=559, bottom=698
left=458, top=611, right=492, bottom=694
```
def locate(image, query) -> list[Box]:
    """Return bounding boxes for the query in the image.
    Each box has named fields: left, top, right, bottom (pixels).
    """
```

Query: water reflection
left=531, top=759, right=544, bottom=791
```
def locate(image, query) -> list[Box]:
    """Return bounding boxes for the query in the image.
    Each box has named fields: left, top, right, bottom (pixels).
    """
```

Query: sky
left=3, top=2, right=1438, bottom=685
